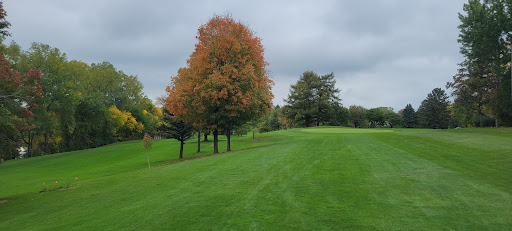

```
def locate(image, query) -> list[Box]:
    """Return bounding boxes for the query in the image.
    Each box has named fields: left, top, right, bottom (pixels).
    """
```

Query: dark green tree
left=159, top=109, right=195, bottom=159
left=285, top=71, right=341, bottom=127
left=269, top=108, right=281, bottom=131
left=366, top=108, right=385, bottom=128
left=448, top=0, right=512, bottom=126
left=402, top=104, right=417, bottom=128
left=71, top=98, right=113, bottom=150
left=386, top=112, right=402, bottom=128
left=233, top=122, right=251, bottom=137
left=0, top=2, right=10, bottom=42
left=378, top=107, right=402, bottom=128
left=315, top=73, right=341, bottom=126
left=348, top=105, right=367, bottom=128
left=326, top=103, right=349, bottom=126
left=417, top=88, right=451, bottom=129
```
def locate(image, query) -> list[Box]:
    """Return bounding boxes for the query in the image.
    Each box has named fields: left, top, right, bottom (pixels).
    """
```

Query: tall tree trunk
left=179, top=140, right=184, bottom=159
left=27, top=139, right=33, bottom=158
left=226, top=129, right=231, bottom=152
left=197, top=131, right=201, bottom=153
left=44, top=133, right=49, bottom=154
left=252, top=131, right=255, bottom=140
left=495, top=118, right=499, bottom=128
left=213, top=129, right=218, bottom=154
left=23, top=130, right=33, bottom=158
left=316, top=110, right=320, bottom=126
left=204, top=133, right=208, bottom=141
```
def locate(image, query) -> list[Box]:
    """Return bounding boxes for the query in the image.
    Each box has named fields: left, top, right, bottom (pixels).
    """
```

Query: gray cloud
left=4, top=0, right=466, bottom=111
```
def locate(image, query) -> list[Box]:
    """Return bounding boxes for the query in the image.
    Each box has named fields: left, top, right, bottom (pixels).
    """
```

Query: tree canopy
left=158, top=108, right=195, bottom=159
left=284, top=71, right=341, bottom=127
left=402, top=104, right=417, bottom=128
left=448, top=0, right=512, bottom=127
left=1, top=39, right=157, bottom=158
left=418, top=88, right=451, bottom=129
left=348, top=105, right=367, bottom=128
left=0, top=5, right=42, bottom=160
left=165, top=14, right=273, bottom=153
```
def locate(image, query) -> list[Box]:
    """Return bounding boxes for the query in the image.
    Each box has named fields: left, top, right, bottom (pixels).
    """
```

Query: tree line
left=0, top=42, right=162, bottom=160
left=2, top=0, right=510, bottom=162
left=253, top=70, right=454, bottom=132
left=0, top=3, right=161, bottom=161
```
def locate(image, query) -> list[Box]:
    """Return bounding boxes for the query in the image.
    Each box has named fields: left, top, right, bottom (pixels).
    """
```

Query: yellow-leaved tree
left=107, top=106, right=143, bottom=140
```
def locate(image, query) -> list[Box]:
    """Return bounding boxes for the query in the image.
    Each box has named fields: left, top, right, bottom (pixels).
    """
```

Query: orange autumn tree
left=166, top=15, right=273, bottom=154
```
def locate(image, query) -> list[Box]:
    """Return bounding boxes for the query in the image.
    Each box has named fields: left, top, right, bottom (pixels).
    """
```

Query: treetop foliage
left=449, top=0, right=512, bottom=126
left=285, top=71, right=341, bottom=127
left=402, top=104, right=417, bottom=128
left=165, top=14, right=273, bottom=153
left=166, top=15, right=273, bottom=132
left=1, top=39, right=157, bottom=158
left=0, top=2, right=10, bottom=40
left=418, top=88, right=451, bottom=129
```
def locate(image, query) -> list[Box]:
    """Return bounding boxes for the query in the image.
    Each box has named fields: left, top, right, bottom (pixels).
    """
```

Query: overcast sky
left=4, top=0, right=466, bottom=111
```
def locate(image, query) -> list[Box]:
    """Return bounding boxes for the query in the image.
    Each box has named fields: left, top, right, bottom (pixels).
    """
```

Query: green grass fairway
left=1, top=128, right=511, bottom=230
left=302, top=127, right=394, bottom=133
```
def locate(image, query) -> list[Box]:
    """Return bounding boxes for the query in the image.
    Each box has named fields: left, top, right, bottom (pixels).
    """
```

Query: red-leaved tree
left=0, top=55, right=42, bottom=160
left=0, top=2, right=42, bottom=160
left=166, top=15, right=273, bottom=154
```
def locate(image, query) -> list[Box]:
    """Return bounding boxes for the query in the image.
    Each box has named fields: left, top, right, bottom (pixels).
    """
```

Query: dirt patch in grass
left=0, top=200, right=8, bottom=204
left=40, top=185, right=80, bottom=193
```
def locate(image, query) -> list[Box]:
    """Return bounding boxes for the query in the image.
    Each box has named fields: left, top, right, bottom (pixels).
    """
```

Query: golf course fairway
left=1, top=127, right=511, bottom=230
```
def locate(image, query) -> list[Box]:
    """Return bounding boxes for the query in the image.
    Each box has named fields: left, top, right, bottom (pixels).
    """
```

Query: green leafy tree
left=326, top=103, right=349, bottom=126
left=348, top=105, right=367, bottom=128
left=366, top=108, right=385, bottom=128
left=233, top=122, right=251, bottom=136
left=250, top=118, right=260, bottom=139
left=278, top=105, right=295, bottom=129
left=0, top=7, right=42, bottom=160
left=6, top=42, right=71, bottom=154
left=417, top=88, right=451, bottom=129
left=377, top=107, right=402, bottom=128
left=86, top=62, right=149, bottom=112
left=0, top=1, right=10, bottom=43
left=269, top=109, right=280, bottom=131
left=71, top=98, right=113, bottom=150
left=402, top=104, right=417, bottom=128
left=448, top=0, right=512, bottom=126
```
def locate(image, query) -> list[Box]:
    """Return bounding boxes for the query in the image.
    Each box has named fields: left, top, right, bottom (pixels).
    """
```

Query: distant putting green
left=301, top=127, right=394, bottom=133
left=1, top=127, right=511, bottom=230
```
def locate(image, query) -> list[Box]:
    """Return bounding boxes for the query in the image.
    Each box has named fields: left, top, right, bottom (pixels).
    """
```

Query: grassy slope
left=0, top=128, right=511, bottom=230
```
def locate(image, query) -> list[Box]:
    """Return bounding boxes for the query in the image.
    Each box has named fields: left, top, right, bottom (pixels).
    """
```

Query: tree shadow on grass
left=153, top=143, right=277, bottom=168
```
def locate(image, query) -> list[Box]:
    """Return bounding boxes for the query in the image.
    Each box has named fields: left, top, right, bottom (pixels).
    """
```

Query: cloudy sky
left=4, top=0, right=466, bottom=111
